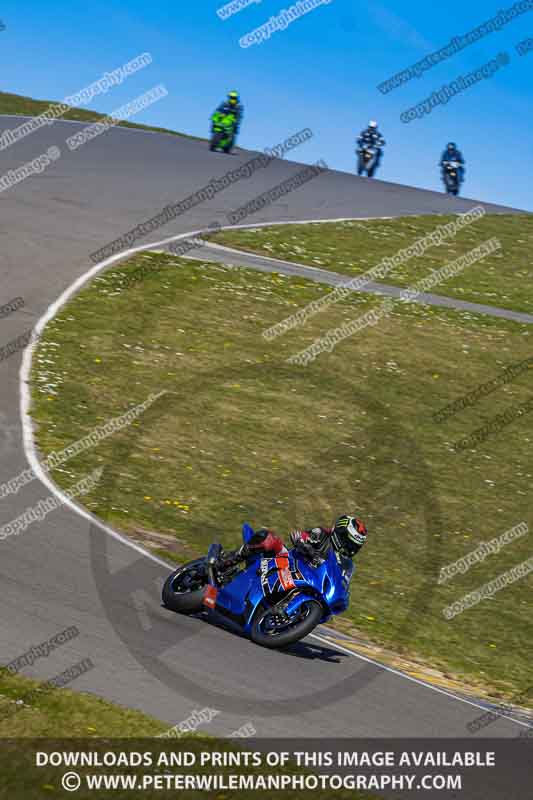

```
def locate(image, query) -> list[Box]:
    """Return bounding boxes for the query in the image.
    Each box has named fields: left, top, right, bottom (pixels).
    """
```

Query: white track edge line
left=309, top=631, right=533, bottom=730
left=19, top=211, right=522, bottom=718
left=18, top=216, right=396, bottom=571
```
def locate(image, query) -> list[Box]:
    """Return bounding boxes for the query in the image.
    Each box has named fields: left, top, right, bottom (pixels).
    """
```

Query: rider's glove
left=289, top=529, right=306, bottom=547
left=289, top=530, right=314, bottom=560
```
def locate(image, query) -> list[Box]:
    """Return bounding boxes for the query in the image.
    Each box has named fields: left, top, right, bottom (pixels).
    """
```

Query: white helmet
left=369, top=120, right=378, bottom=128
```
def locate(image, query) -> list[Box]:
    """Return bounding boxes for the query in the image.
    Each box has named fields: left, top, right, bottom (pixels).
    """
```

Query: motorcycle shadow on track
left=280, top=640, right=346, bottom=664
left=162, top=604, right=345, bottom=663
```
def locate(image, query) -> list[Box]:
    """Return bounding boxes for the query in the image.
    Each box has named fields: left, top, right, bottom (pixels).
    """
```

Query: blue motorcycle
left=162, top=523, right=354, bottom=648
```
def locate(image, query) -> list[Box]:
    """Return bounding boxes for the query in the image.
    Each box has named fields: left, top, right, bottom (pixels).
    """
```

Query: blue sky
left=1, top=0, right=532, bottom=209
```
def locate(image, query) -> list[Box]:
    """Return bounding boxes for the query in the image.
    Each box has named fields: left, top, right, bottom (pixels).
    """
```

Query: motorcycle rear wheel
left=251, top=598, right=323, bottom=649
left=162, top=558, right=208, bottom=614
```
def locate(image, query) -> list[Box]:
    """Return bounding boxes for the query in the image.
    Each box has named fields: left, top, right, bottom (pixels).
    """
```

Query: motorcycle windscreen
left=291, top=549, right=351, bottom=609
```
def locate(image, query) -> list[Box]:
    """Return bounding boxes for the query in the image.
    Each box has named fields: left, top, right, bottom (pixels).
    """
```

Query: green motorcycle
left=210, top=111, right=237, bottom=153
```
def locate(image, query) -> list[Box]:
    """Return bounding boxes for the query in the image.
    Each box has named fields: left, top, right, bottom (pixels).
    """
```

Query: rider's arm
left=291, top=527, right=331, bottom=547
left=246, top=529, right=287, bottom=556
left=226, top=530, right=287, bottom=566
left=289, top=529, right=315, bottom=560
left=290, top=529, right=310, bottom=544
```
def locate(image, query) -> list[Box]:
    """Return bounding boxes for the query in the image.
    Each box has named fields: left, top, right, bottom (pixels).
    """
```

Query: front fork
left=268, top=589, right=323, bottom=625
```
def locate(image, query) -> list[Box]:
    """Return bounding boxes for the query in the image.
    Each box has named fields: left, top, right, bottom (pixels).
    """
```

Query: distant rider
left=440, top=142, right=465, bottom=185
left=227, top=515, right=368, bottom=566
left=357, top=120, right=385, bottom=176
left=213, top=90, right=243, bottom=151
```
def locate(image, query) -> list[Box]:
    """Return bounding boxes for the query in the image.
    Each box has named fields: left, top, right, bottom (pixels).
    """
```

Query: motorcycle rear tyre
left=162, top=559, right=207, bottom=614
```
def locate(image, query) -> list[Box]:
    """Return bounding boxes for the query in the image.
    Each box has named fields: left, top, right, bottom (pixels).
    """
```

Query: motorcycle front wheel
left=209, top=132, right=224, bottom=151
left=162, top=558, right=208, bottom=614
left=251, top=598, right=323, bottom=649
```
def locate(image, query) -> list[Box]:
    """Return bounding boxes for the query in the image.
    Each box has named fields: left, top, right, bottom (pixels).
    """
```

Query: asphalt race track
left=1, top=115, right=530, bottom=740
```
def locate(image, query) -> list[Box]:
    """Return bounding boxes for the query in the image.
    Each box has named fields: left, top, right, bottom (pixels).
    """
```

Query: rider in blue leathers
left=440, top=142, right=465, bottom=188
left=357, top=120, right=386, bottom=177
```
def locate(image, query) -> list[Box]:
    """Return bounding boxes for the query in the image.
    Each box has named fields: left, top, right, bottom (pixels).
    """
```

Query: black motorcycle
left=356, top=142, right=383, bottom=177
left=442, top=161, right=461, bottom=196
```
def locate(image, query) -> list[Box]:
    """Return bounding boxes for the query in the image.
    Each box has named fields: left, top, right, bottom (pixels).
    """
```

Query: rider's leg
left=371, top=149, right=382, bottom=176
left=226, top=129, right=238, bottom=153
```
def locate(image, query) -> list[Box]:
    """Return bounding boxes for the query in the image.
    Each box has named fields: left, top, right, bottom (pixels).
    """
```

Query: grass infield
left=0, top=90, right=204, bottom=141
left=28, top=218, right=533, bottom=706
